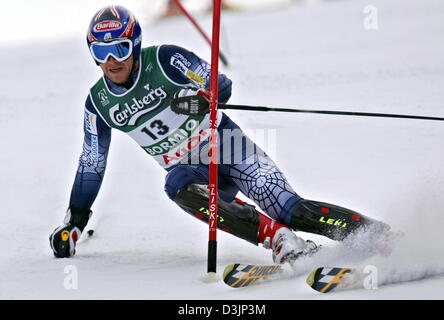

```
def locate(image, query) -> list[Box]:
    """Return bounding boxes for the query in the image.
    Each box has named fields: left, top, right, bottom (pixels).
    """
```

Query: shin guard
left=173, top=184, right=291, bottom=246
left=174, top=184, right=261, bottom=245
left=290, top=199, right=390, bottom=241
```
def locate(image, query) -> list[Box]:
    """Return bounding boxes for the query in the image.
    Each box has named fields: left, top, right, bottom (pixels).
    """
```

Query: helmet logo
left=104, top=32, right=112, bottom=41
left=93, top=20, right=122, bottom=32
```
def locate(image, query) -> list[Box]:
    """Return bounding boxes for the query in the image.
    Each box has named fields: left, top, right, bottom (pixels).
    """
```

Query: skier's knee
left=164, top=166, right=202, bottom=200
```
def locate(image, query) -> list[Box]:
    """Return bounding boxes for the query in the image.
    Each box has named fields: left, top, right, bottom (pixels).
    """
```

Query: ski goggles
left=89, top=39, right=133, bottom=64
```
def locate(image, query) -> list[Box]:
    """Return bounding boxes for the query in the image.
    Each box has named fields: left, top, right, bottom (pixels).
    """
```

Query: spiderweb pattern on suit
left=78, top=138, right=107, bottom=178
left=227, top=153, right=299, bottom=220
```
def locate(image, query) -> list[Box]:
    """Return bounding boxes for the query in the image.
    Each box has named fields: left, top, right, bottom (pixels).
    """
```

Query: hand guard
left=171, top=86, right=211, bottom=116
left=49, top=206, right=92, bottom=258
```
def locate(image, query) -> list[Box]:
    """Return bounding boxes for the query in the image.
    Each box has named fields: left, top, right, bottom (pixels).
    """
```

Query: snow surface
left=1, top=0, right=444, bottom=300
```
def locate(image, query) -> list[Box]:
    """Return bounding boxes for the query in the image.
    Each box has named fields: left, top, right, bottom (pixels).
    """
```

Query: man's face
left=99, top=55, right=134, bottom=84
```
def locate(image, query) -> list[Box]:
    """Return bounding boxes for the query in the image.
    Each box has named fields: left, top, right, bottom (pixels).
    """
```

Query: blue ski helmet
left=87, top=5, right=142, bottom=64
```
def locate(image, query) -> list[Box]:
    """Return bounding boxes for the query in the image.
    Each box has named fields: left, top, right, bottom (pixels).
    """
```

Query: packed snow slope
left=1, top=0, right=444, bottom=299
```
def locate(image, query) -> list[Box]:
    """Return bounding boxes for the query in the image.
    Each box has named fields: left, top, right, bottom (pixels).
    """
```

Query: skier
left=50, top=5, right=389, bottom=264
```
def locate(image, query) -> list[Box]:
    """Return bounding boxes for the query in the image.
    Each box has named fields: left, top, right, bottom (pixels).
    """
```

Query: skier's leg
left=171, top=182, right=259, bottom=245
left=221, top=117, right=389, bottom=244
left=287, top=200, right=390, bottom=241
left=217, top=115, right=302, bottom=222
left=172, top=182, right=316, bottom=263
left=220, top=151, right=319, bottom=262
left=165, top=165, right=280, bottom=245
left=227, top=152, right=389, bottom=241
left=164, top=164, right=238, bottom=203
left=165, top=165, right=314, bottom=263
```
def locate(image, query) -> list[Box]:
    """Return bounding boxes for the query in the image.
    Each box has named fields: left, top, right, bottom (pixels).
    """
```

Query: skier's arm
left=157, top=44, right=232, bottom=103
left=69, top=96, right=112, bottom=212
left=50, top=96, right=111, bottom=258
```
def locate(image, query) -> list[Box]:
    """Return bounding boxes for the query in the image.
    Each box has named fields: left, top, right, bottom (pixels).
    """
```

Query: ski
left=222, top=263, right=283, bottom=288
left=306, top=267, right=357, bottom=293
left=223, top=263, right=361, bottom=292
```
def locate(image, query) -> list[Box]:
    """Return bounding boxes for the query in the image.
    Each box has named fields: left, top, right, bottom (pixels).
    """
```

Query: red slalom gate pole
left=207, top=0, right=222, bottom=280
left=170, top=0, right=229, bottom=66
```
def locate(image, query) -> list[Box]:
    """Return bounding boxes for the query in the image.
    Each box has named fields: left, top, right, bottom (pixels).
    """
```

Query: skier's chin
left=106, top=69, right=130, bottom=84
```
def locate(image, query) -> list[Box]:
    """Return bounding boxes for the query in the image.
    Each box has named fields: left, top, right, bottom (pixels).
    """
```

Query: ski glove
left=49, top=225, right=82, bottom=258
left=171, top=86, right=211, bottom=116
left=49, top=206, right=92, bottom=258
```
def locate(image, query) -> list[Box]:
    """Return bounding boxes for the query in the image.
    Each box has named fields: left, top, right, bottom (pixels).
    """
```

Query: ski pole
left=217, top=104, right=444, bottom=122
left=170, top=95, right=444, bottom=122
